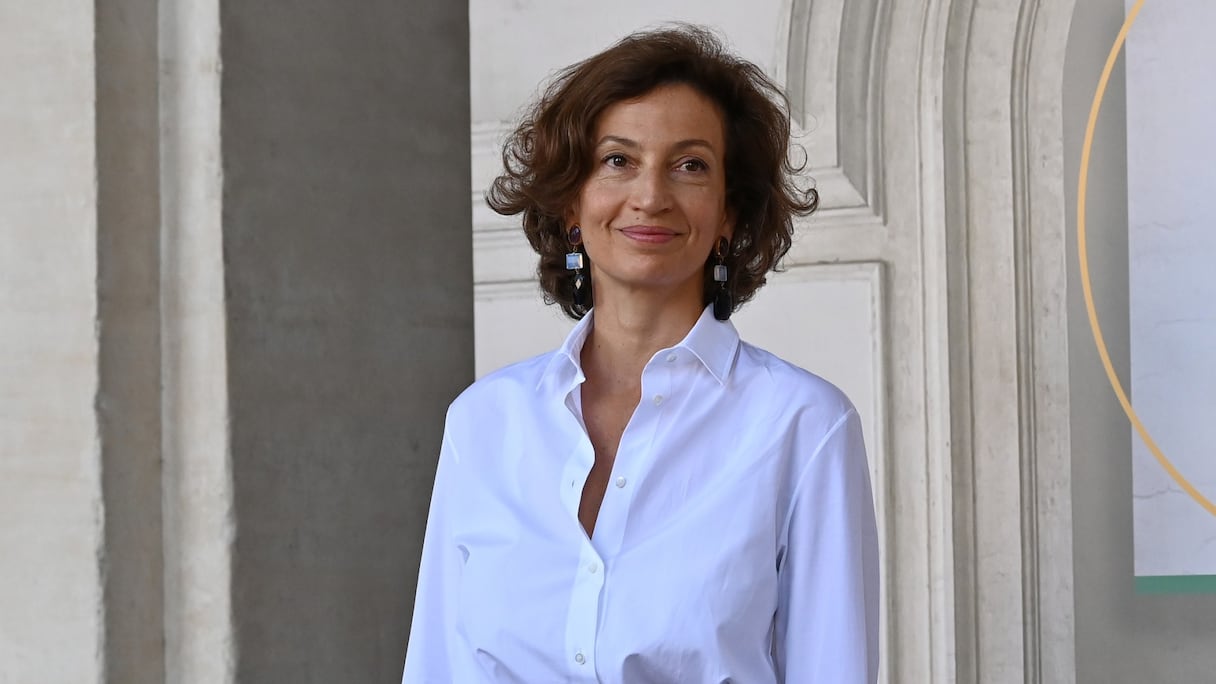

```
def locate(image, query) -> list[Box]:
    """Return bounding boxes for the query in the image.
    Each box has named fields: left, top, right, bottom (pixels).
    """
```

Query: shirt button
left=665, top=353, right=677, bottom=363
left=588, top=562, right=599, bottom=574
left=615, top=476, right=627, bottom=488
left=574, top=652, right=586, bottom=665
left=653, top=394, right=664, bottom=406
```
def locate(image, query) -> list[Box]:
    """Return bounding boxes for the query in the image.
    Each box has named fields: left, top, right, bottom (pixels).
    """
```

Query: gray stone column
left=0, top=1, right=470, bottom=681
left=97, top=0, right=165, bottom=681
left=218, top=1, right=471, bottom=681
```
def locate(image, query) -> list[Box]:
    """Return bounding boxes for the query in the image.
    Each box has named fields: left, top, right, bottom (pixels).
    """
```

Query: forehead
left=593, top=83, right=726, bottom=149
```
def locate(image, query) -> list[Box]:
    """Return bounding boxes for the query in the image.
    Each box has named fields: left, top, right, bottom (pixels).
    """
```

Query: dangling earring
left=712, top=236, right=732, bottom=321
left=566, top=224, right=590, bottom=313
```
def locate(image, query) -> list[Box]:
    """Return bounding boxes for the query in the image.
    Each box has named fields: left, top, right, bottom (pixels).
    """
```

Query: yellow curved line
left=1078, top=0, right=1216, bottom=517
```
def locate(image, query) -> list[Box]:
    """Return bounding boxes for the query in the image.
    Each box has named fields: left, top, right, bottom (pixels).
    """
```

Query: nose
left=628, top=165, right=672, bottom=215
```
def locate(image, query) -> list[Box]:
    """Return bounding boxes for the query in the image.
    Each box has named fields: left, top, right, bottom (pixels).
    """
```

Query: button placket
left=600, top=361, right=670, bottom=556
left=558, top=440, right=595, bottom=530
left=564, top=542, right=604, bottom=679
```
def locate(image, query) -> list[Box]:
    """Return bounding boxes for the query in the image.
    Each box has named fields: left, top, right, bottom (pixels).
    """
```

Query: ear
left=720, top=206, right=737, bottom=243
left=563, top=202, right=580, bottom=229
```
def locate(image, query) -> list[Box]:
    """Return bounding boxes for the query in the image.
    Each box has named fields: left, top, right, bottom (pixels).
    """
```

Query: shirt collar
left=537, top=305, right=740, bottom=392
left=677, top=304, right=740, bottom=385
left=537, top=309, right=595, bottom=392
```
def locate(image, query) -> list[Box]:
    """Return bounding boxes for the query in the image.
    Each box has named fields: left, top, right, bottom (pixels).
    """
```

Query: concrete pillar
left=0, top=3, right=106, bottom=682
left=0, top=1, right=470, bottom=681
left=159, top=1, right=233, bottom=679
left=97, top=1, right=165, bottom=682
left=218, top=1, right=471, bottom=681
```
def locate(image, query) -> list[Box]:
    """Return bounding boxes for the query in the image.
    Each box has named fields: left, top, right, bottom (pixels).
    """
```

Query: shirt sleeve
left=774, top=408, right=880, bottom=683
left=401, top=428, right=468, bottom=684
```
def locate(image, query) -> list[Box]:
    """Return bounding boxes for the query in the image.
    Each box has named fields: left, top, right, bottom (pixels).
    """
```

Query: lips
left=619, top=225, right=679, bottom=244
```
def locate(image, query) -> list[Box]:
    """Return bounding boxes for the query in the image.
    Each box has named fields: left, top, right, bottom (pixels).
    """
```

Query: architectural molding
left=1013, top=0, right=1078, bottom=681
left=158, top=1, right=237, bottom=681
left=765, top=260, right=888, bottom=503
left=473, top=279, right=546, bottom=302
left=938, top=0, right=1078, bottom=682
left=915, top=0, right=959, bottom=678
left=776, top=0, right=888, bottom=219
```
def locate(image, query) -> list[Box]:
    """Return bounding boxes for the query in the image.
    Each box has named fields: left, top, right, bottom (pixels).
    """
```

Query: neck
left=580, top=285, right=704, bottom=391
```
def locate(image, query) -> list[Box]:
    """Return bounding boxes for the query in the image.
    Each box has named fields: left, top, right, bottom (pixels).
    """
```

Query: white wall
left=470, top=0, right=784, bottom=125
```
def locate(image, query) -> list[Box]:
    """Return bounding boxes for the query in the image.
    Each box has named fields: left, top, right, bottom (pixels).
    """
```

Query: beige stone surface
left=0, top=2, right=105, bottom=682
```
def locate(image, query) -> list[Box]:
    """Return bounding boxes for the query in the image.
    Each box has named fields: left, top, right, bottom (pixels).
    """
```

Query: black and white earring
left=566, top=224, right=590, bottom=314
left=713, top=236, right=732, bottom=321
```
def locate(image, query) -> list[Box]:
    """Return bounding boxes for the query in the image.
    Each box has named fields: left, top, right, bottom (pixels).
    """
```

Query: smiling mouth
left=619, top=226, right=679, bottom=243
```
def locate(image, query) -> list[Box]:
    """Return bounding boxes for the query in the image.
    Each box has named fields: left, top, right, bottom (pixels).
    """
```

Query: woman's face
left=568, top=83, right=733, bottom=306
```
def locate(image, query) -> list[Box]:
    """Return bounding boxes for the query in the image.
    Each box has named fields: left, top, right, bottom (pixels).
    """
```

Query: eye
left=678, top=158, right=708, bottom=173
left=602, top=153, right=628, bottom=168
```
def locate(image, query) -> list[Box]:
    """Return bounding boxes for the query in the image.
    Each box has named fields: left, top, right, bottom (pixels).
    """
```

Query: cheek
left=680, top=183, right=726, bottom=213
left=687, top=197, right=729, bottom=230
left=575, top=183, right=620, bottom=222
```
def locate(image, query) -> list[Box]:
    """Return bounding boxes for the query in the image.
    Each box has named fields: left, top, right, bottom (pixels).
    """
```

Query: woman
left=403, top=25, right=878, bottom=683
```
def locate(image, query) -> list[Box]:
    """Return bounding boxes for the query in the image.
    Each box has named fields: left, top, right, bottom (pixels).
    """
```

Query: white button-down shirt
left=403, top=306, right=879, bottom=683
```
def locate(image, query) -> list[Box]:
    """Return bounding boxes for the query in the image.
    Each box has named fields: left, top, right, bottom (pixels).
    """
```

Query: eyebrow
left=596, top=135, right=718, bottom=153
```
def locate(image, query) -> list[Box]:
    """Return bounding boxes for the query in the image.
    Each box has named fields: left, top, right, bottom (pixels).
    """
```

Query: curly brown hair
left=486, top=24, right=818, bottom=320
